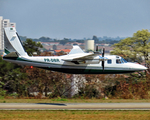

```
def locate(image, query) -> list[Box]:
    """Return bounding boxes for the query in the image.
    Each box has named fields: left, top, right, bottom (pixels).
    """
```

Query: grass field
left=1, top=98, right=150, bottom=103
left=0, top=110, right=150, bottom=120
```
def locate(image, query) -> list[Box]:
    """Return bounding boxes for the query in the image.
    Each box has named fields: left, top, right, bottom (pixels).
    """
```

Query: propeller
left=96, top=45, right=99, bottom=52
left=95, top=45, right=105, bottom=72
left=102, top=48, right=105, bottom=72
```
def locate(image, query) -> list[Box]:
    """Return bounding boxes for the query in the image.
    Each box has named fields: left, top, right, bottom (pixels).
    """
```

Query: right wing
left=62, top=45, right=108, bottom=64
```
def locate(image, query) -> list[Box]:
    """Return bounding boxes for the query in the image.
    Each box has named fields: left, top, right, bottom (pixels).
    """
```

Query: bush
left=0, top=82, right=7, bottom=98
left=74, top=85, right=100, bottom=99
left=104, top=80, right=150, bottom=99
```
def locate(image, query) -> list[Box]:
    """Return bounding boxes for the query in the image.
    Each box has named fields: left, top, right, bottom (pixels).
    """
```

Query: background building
left=84, top=40, right=94, bottom=52
left=0, top=16, right=16, bottom=55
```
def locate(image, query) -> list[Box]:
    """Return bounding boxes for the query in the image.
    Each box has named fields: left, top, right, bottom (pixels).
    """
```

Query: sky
left=0, top=0, right=150, bottom=39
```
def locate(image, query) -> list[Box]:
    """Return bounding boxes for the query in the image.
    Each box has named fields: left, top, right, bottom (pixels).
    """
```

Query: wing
left=62, top=53, right=103, bottom=64
left=62, top=45, right=107, bottom=64
left=63, top=53, right=98, bottom=60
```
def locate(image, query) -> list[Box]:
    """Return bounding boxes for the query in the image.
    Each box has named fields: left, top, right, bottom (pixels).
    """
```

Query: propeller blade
left=102, top=47, right=105, bottom=71
left=102, top=61, right=104, bottom=71
left=96, top=45, right=98, bottom=52
left=102, top=48, right=105, bottom=57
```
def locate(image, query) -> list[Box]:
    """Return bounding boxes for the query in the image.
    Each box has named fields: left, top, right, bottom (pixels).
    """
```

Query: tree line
left=20, top=35, right=121, bottom=46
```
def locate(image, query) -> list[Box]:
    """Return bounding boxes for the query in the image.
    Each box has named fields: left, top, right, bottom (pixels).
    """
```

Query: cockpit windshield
left=116, top=57, right=127, bottom=64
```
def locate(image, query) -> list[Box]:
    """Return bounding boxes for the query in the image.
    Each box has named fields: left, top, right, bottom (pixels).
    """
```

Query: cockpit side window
left=116, top=57, right=127, bottom=64
left=116, top=59, right=122, bottom=64
left=107, top=59, right=112, bottom=64
left=121, top=58, right=127, bottom=63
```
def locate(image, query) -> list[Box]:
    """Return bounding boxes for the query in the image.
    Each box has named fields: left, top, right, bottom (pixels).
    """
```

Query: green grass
left=1, top=98, right=150, bottom=103
left=0, top=110, right=150, bottom=120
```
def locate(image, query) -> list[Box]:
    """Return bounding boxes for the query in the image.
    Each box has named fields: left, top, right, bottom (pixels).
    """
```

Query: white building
left=0, top=16, right=16, bottom=55
left=84, top=40, right=95, bottom=52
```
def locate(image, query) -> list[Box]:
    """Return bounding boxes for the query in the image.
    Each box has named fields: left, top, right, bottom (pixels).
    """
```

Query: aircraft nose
left=140, top=66, right=147, bottom=70
left=132, top=63, right=148, bottom=71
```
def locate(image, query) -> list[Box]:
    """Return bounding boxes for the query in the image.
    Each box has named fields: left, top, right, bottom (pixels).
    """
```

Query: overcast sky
left=0, top=0, right=150, bottom=39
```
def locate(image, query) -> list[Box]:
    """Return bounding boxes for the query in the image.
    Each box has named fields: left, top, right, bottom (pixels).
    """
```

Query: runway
left=1, top=103, right=150, bottom=110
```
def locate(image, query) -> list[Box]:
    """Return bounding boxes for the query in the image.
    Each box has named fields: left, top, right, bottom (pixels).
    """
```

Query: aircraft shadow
left=36, top=103, right=67, bottom=106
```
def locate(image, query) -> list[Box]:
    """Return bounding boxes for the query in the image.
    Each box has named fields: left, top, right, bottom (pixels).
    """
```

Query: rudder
left=4, top=27, right=28, bottom=57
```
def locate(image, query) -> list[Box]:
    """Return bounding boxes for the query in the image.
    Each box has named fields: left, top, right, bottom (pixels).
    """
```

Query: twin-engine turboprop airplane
left=3, top=27, right=147, bottom=74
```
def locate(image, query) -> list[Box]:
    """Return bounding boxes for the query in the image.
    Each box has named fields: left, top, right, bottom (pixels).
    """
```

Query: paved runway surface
left=1, top=103, right=150, bottom=110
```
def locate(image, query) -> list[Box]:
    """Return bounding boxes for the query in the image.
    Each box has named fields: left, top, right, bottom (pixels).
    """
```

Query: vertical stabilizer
left=4, top=27, right=28, bottom=56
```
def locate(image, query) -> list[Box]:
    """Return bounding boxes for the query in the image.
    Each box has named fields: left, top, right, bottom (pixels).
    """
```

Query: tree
left=92, top=35, right=99, bottom=44
left=59, top=38, right=69, bottom=45
left=0, top=81, right=6, bottom=97
left=53, top=45, right=57, bottom=50
left=0, top=57, right=28, bottom=96
left=23, top=39, right=43, bottom=56
left=111, top=29, right=150, bottom=70
left=0, top=57, right=15, bottom=77
left=3, top=68, right=28, bottom=96
left=23, top=66, right=72, bottom=98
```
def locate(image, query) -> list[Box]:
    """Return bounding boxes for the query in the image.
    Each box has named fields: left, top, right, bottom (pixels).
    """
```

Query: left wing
left=62, top=53, right=99, bottom=61
left=62, top=45, right=108, bottom=64
left=62, top=53, right=107, bottom=64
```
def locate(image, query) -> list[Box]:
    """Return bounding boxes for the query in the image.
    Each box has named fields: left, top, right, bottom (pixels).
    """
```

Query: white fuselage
left=4, top=54, right=147, bottom=74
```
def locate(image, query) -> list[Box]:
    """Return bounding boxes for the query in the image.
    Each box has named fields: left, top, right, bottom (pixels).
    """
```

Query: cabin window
left=107, top=59, right=112, bottom=64
left=116, top=59, right=122, bottom=64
